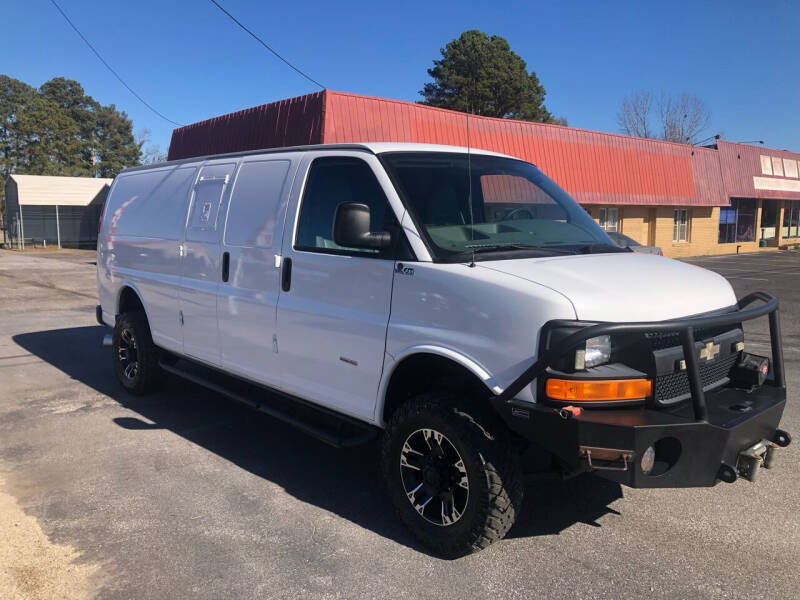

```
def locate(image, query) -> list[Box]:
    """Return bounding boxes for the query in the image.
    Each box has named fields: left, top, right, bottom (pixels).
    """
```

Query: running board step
left=159, top=360, right=376, bottom=448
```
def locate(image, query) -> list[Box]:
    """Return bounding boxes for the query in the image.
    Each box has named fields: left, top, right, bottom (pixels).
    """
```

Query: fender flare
left=375, top=345, right=503, bottom=424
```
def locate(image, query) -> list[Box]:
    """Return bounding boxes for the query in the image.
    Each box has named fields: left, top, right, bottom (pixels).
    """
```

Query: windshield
left=381, top=152, right=615, bottom=261
left=608, top=231, right=641, bottom=247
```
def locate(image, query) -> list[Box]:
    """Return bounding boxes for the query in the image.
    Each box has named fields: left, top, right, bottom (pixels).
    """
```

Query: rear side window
left=108, top=166, right=196, bottom=239
left=186, top=163, right=236, bottom=242
left=224, top=159, right=291, bottom=248
left=295, top=157, right=391, bottom=256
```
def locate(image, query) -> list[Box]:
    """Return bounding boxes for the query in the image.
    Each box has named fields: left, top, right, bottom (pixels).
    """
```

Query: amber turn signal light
left=546, top=378, right=652, bottom=402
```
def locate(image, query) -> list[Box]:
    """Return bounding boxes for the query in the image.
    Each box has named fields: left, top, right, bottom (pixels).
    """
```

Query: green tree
left=40, top=77, right=100, bottom=172
left=0, top=74, right=142, bottom=197
left=0, top=75, right=39, bottom=181
left=94, top=104, right=141, bottom=178
left=18, top=94, right=82, bottom=175
left=420, top=30, right=563, bottom=124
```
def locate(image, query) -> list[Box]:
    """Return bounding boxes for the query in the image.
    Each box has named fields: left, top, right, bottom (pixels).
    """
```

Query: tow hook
left=102, top=334, right=112, bottom=347
left=558, top=405, right=582, bottom=419
left=737, top=440, right=779, bottom=482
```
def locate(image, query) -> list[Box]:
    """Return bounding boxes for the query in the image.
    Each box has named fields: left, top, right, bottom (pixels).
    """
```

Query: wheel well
left=117, top=286, right=145, bottom=316
left=382, top=353, right=491, bottom=424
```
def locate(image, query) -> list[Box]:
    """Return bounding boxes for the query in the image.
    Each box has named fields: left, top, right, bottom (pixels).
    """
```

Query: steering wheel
left=505, top=207, right=534, bottom=220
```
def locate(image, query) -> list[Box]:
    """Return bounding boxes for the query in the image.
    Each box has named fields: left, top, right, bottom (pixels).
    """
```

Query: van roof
left=119, top=142, right=516, bottom=175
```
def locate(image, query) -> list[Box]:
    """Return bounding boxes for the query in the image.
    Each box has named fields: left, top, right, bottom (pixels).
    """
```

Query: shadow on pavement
left=14, top=325, right=623, bottom=556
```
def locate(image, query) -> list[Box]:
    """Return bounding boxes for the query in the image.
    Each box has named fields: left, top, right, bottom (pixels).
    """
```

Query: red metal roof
left=167, top=92, right=325, bottom=160
left=167, top=90, right=800, bottom=206
left=322, top=91, right=724, bottom=206
left=717, top=141, right=800, bottom=200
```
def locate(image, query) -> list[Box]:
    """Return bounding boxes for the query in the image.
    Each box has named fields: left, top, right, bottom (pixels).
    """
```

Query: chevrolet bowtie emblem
left=699, top=341, right=720, bottom=361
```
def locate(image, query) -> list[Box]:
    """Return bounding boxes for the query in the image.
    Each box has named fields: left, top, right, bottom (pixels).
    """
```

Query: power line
left=208, top=0, right=325, bottom=90
left=48, top=0, right=184, bottom=127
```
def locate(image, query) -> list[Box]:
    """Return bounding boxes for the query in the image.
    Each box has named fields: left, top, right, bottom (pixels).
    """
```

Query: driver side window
left=295, top=157, right=394, bottom=256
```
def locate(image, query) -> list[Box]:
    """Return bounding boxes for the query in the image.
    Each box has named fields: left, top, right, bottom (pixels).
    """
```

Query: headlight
left=574, top=335, right=611, bottom=370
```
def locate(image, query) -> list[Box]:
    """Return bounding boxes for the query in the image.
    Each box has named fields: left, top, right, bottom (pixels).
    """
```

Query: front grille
left=645, top=325, right=736, bottom=351
left=655, top=352, right=739, bottom=405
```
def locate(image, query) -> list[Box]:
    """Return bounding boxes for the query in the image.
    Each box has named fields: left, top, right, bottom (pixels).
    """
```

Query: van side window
left=225, top=159, right=291, bottom=248
left=295, top=157, right=396, bottom=257
left=108, top=167, right=196, bottom=240
left=187, top=163, right=235, bottom=240
left=189, top=181, right=223, bottom=231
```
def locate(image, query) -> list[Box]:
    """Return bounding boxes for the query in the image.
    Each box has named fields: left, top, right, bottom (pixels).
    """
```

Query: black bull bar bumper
left=490, top=292, right=791, bottom=487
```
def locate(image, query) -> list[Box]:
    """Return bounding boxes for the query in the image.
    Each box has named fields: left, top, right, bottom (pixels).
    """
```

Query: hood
left=479, top=253, right=737, bottom=322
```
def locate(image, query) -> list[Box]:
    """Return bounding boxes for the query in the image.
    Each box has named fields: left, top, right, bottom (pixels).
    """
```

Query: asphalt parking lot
left=0, top=248, right=798, bottom=599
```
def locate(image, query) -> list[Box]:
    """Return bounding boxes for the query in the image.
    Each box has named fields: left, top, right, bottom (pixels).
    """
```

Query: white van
left=97, top=143, right=791, bottom=556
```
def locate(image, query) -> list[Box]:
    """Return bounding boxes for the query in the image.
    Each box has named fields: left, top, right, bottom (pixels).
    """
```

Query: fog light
left=641, top=445, right=656, bottom=474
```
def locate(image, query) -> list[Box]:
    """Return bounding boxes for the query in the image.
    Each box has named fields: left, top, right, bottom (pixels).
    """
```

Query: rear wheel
left=381, top=393, right=523, bottom=557
left=113, top=311, right=163, bottom=395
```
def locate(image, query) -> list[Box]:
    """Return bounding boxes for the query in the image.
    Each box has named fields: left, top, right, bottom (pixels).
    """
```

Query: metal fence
left=6, top=204, right=103, bottom=249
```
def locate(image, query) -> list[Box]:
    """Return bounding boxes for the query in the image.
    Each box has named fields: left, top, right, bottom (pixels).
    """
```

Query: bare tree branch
left=617, top=90, right=711, bottom=145
left=616, top=90, right=653, bottom=138
left=657, top=92, right=711, bottom=144
left=135, top=128, right=166, bottom=164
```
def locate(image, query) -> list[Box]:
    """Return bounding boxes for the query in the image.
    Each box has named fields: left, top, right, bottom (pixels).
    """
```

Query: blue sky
left=3, top=1, right=799, bottom=154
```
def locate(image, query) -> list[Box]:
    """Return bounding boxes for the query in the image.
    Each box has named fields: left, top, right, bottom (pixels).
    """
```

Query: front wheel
left=112, top=311, right=163, bottom=395
left=381, top=394, right=523, bottom=557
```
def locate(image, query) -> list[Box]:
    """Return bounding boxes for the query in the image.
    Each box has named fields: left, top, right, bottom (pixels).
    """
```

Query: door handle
left=221, top=251, right=230, bottom=282
left=281, top=257, right=292, bottom=292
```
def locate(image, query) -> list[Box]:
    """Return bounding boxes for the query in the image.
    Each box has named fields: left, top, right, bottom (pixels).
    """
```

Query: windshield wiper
left=464, top=243, right=541, bottom=253
left=573, top=243, right=631, bottom=254
left=449, top=244, right=577, bottom=260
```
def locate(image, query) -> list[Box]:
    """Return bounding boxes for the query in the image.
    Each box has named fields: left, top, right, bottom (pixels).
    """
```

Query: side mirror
left=333, top=202, right=391, bottom=249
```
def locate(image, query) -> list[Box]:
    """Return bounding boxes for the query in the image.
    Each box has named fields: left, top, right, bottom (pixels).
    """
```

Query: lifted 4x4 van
left=97, top=143, right=791, bottom=557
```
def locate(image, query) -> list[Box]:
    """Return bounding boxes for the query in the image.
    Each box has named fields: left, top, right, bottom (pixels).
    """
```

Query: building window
left=719, top=206, right=736, bottom=243
left=719, top=198, right=756, bottom=243
left=760, top=155, right=773, bottom=175
left=762, top=201, right=779, bottom=240
left=783, top=201, right=800, bottom=239
left=598, top=207, right=618, bottom=232
left=759, top=155, right=800, bottom=179
left=673, top=209, right=689, bottom=242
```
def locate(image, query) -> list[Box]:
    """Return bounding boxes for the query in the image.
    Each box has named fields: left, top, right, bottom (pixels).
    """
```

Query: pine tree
left=40, top=77, right=100, bottom=174
left=420, top=30, right=563, bottom=124
left=94, top=104, right=142, bottom=178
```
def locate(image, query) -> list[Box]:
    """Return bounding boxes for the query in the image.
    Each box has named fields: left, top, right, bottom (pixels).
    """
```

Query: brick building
left=168, top=91, right=800, bottom=258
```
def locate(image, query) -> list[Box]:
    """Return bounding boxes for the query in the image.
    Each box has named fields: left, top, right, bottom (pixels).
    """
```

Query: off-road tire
left=381, top=393, right=523, bottom=557
left=112, top=311, right=163, bottom=395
